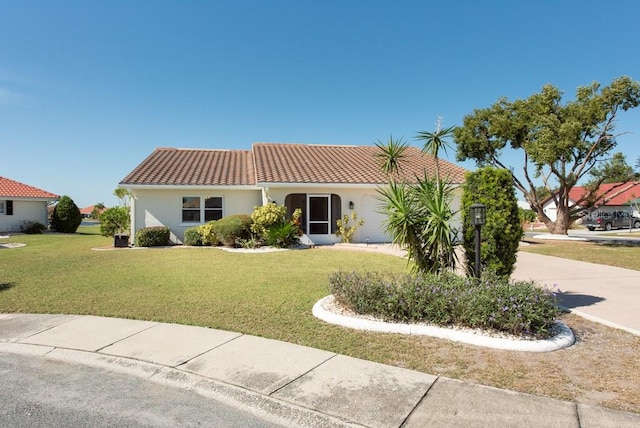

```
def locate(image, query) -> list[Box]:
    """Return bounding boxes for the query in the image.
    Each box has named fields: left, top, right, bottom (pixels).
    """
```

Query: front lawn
left=1, top=227, right=639, bottom=414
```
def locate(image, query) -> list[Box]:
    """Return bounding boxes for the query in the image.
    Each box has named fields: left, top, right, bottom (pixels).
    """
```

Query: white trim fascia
left=121, top=184, right=261, bottom=191
left=256, top=182, right=463, bottom=189
left=256, top=182, right=381, bottom=189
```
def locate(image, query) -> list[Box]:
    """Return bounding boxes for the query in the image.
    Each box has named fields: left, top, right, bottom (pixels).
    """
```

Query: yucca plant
left=378, top=175, right=458, bottom=274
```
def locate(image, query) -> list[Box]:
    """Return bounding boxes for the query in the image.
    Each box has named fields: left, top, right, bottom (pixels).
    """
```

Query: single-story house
left=80, top=205, right=106, bottom=218
left=542, top=182, right=640, bottom=221
left=119, top=143, right=468, bottom=245
left=0, top=176, right=60, bottom=232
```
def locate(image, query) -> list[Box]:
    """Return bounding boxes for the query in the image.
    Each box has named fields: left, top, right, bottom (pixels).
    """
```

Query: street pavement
left=1, top=241, right=640, bottom=427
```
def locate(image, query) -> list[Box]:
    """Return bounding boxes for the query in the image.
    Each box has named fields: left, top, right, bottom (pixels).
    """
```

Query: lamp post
left=470, top=203, right=486, bottom=278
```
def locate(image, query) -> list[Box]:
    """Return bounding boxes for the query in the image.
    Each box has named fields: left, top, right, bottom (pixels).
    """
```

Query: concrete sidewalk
left=513, top=251, right=640, bottom=335
left=1, top=313, right=639, bottom=427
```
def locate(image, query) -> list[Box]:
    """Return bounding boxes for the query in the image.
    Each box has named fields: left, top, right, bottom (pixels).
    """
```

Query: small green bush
left=20, top=221, right=46, bottom=234
left=99, top=206, right=130, bottom=237
left=328, top=271, right=560, bottom=339
left=183, top=227, right=203, bottom=246
left=266, top=222, right=300, bottom=248
left=198, top=221, right=219, bottom=245
left=50, top=195, right=82, bottom=233
left=250, top=203, right=287, bottom=236
left=211, top=215, right=252, bottom=247
left=135, top=226, right=170, bottom=247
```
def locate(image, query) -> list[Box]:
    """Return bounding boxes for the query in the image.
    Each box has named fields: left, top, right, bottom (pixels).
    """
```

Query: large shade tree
left=454, top=76, right=640, bottom=234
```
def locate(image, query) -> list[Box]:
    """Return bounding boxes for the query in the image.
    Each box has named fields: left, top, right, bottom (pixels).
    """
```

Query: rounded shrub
left=198, top=221, right=219, bottom=246
left=99, top=206, right=130, bottom=237
left=50, top=195, right=82, bottom=233
left=211, top=214, right=252, bottom=247
left=20, top=221, right=46, bottom=234
left=461, top=167, right=523, bottom=277
left=183, top=226, right=203, bottom=246
left=135, top=226, right=170, bottom=247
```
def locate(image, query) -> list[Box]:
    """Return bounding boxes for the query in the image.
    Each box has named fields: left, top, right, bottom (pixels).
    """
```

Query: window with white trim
left=181, top=196, right=223, bottom=223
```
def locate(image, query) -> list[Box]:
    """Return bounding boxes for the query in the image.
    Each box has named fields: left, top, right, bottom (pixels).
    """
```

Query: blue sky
left=2, top=1, right=640, bottom=208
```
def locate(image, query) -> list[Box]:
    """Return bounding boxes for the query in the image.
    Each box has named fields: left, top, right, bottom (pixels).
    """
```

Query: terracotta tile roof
left=253, top=143, right=467, bottom=184
left=0, top=176, right=59, bottom=199
left=80, top=205, right=107, bottom=215
left=121, top=144, right=468, bottom=188
left=120, top=148, right=256, bottom=186
left=569, top=182, right=640, bottom=206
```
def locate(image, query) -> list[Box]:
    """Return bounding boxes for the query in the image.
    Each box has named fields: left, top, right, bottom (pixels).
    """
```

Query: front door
left=308, top=195, right=330, bottom=235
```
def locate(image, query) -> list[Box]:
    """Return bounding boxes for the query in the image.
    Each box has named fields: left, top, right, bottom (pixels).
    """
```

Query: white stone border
left=0, top=242, right=26, bottom=249
left=312, top=295, right=575, bottom=352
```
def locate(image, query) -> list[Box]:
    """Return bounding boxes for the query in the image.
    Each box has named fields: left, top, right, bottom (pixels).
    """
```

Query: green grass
left=0, top=226, right=407, bottom=351
left=519, top=238, right=640, bottom=271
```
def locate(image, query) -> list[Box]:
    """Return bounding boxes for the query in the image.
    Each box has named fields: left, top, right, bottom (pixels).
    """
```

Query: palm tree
left=374, top=136, right=408, bottom=176
left=415, top=125, right=454, bottom=180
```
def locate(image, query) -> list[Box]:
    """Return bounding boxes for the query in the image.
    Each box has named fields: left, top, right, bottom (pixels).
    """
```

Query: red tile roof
left=570, top=182, right=640, bottom=206
left=120, top=148, right=256, bottom=186
left=0, top=176, right=59, bottom=199
left=80, top=205, right=107, bottom=215
left=121, top=143, right=467, bottom=187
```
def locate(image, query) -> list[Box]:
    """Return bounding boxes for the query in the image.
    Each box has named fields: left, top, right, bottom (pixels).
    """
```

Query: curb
left=0, top=342, right=359, bottom=428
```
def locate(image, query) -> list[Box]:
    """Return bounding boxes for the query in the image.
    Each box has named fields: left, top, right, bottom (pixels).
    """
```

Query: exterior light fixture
left=470, top=203, right=486, bottom=278
left=349, top=201, right=354, bottom=210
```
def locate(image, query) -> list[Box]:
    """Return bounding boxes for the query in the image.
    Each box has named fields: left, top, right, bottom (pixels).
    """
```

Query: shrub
left=335, top=212, right=365, bottom=243
left=20, top=221, right=46, bottom=234
left=462, top=167, right=522, bottom=277
left=519, top=207, right=537, bottom=223
left=211, top=215, right=252, bottom=247
left=135, top=226, right=170, bottom=247
left=198, top=221, right=219, bottom=245
left=99, top=206, right=130, bottom=237
left=328, top=270, right=560, bottom=339
left=250, top=203, right=287, bottom=236
left=266, top=222, right=300, bottom=248
left=50, top=195, right=82, bottom=233
left=183, top=227, right=203, bottom=246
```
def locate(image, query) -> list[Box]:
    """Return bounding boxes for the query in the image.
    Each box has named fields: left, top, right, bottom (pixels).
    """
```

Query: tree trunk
left=539, top=206, right=571, bottom=235
left=528, top=200, right=571, bottom=235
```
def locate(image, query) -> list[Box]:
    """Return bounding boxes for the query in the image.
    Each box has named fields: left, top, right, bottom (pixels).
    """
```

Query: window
left=182, top=196, right=223, bottom=223
left=204, top=197, right=223, bottom=221
left=0, top=201, right=4, bottom=215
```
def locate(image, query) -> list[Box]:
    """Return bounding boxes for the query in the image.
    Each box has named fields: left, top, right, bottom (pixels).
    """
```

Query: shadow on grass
left=0, top=282, right=15, bottom=292
left=557, top=291, right=604, bottom=309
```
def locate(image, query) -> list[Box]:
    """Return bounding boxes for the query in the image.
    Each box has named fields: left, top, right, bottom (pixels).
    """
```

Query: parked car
left=583, top=210, right=640, bottom=231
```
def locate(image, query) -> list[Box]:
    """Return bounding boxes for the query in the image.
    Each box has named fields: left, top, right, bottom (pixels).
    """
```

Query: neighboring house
left=120, top=143, right=467, bottom=245
left=541, top=182, right=640, bottom=221
left=80, top=205, right=106, bottom=218
left=0, top=176, right=60, bottom=232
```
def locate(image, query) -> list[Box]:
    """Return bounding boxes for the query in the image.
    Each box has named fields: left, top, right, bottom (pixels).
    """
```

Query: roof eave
left=120, top=183, right=261, bottom=191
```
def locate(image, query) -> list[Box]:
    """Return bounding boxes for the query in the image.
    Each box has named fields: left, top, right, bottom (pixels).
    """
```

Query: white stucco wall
left=265, top=185, right=464, bottom=245
left=129, top=188, right=262, bottom=243
left=127, top=184, right=464, bottom=246
left=0, top=199, right=50, bottom=232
